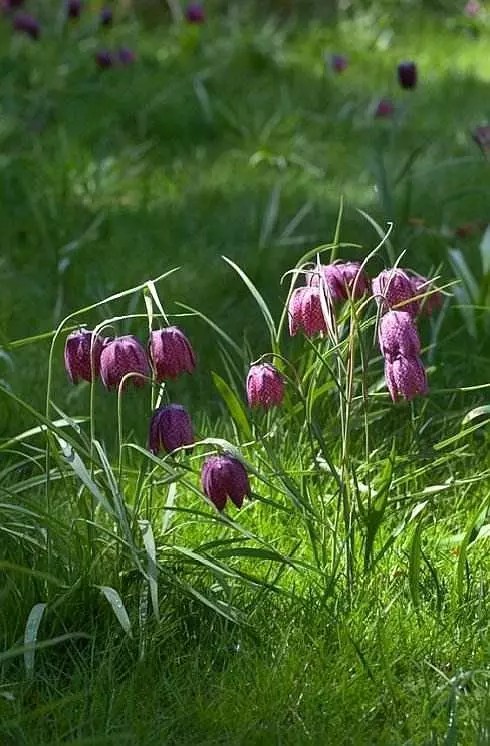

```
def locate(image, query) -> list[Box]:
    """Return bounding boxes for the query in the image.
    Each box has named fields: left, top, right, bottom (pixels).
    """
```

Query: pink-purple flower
left=117, top=47, right=136, bottom=65
left=246, top=363, right=284, bottom=409
left=149, top=404, right=193, bottom=454
left=378, top=311, right=421, bottom=361
left=95, top=49, right=114, bottom=69
left=99, top=335, right=149, bottom=390
left=12, top=12, right=40, bottom=39
left=201, top=455, right=250, bottom=511
left=288, top=286, right=331, bottom=337
left=307, top=261, right=370, bottom=301
left=372, top=268, right=419, bottom=316
left=374, top=98, right=395, bottom=119
left=185, top=3, right=205, bottom=23
left=149, top=327, right=196, bottom=381
left=330, top=53, right=348, bottom=73
left=64, top=329, right=110, bottom=384
left=384, top=355, right=428, bottom=402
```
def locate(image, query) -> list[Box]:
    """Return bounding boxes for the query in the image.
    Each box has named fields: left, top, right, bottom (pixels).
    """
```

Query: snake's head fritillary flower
left=149, top=327, right=196, bottom=382
left=117, top=47, right=136, bottom=65
left=100, top=7, right=113, bottom=26
left=100, top=335, right=149, bottom=390
left=95, top=49, right=114, bottom=69
left=246, top=363, right=284, bottom=409
left=64, top=329, right=110, bottom=384
left=66, top=0, right=82, bottom=20
left=374, top=98, right=395, bottom=119
left=378, top=311, right=421, bottom=362
left=307, top=261, right=370, bottom=301
left=201, top=455, right=250, bottom=511
left=287, top=286, right=330, bottom=337
left=397, top=61, right=417, bottom=90
left=185, top=3, right=205, bottom=23
left=330, top=53, right=348, bottom=73
left=411, top=275, right=443, bottom=316
left=472, top=125, right=490, bottom=157
left=372, top=268, right=419, bottom=316
left=12, top=13, right=40, bottom=39
left=149, top=404, right=194, bottom=455
left=384, top=355, right=428, bottom=402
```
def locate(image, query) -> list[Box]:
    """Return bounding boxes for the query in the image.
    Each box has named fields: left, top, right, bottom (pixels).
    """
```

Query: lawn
left=1, top=1, right=490, bottom=744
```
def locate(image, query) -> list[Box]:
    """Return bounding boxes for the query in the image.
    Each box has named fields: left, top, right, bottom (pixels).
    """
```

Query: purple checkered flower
left=372, top=268, right=419, bottom=316
left=246, top=363, right=284, bottom=409
left=384, top=355, right=428, bottom=402
left=149, top=327, right=196, bottom=381
left=149, top=404, right=193, bottom=454
left=201, top=455, right=250, bottom=511
left=378, top=311, right=421, bottom=362
left=307, top=261, right=370, bottom=301
left=288, top=286, right=331, bottom=337
left=100, top=335, right=150, bottom=390
left=64, top=329, right=110, bottom=384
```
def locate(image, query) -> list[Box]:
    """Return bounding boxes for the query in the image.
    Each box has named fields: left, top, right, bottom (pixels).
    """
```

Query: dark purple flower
left=64, top=329, right=109, bottom=384
left=246, top=363, right=284, bottom=409
left=95, top=49, right=114, bottom=69
left=307, top=261, right=370, bottom=301
left=100, top=7, right=113, bottom=26
left=372, top=268, right=419, bottom=316
left=201, top=455, right=250, bottom=511
left=185, top=2, right=205, bottom=23
left=117, top=47, right=136, bottom=65
left=330, top=53, right=348, bottom=73
left=378, top=311, right=421, bottom=362
left=149, top=327, right=196, bottom=382
left=384, top=355, right=428, bottom=402
left=66, top=0, right=82, bottom=20
left=149, top=404, right=193, bottom=454
left=374, top=98, right=395, bottom=119
left=99, top=335, right=149, bottom=390
left=397, top=61, right=417, bottom=90
left=12, top=13, right=40, bottom=40
left=288, top=286, right=331, bottom=337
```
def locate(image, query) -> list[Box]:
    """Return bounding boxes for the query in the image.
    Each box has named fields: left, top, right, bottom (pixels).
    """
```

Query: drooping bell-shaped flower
left=397, top=61, right=417, bottom=90
left=149, top=327, right=196, bottom=381
left=201, top=455, right=250, bottom=511
left=287, top=286, right=330, bottom=337
left=330, top=53, right=348, bottom=73
left=246, top=363, right=284, bottom=409
left=384, top=355, right=428, bottom=402
left=12, top=12, right=40, bottom=39
left=411, top=275, right=443, bottom=316
left=64, top=329, right=109, bottom=384
left=100, top=335, right=149, bottom=390
left=372, top=268, right=419, bottom=316
left=378, top=310, right=421, bottom=362
left=100, top=6, right=112, bottom=26
left=149, top=404, right=193, bottom=455
left=374, top=98, right=395, bottom=119
left=307, top=261, right=370, bottom=301
left=185, top=3, right=205, bottom=23
left=66, top=0, right=82, bottom=20
left=117, top=47, right=136, bottom=65
left=95, top=49, right=114, bottom=69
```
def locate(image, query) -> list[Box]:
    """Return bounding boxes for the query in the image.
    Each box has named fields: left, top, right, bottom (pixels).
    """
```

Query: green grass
left=1, top=2, right=490, bottom=744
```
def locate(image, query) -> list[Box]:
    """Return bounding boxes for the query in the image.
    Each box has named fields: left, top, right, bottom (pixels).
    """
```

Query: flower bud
left=149, top=404, right=193, bottom=454
left=378, top=311, right=421, bottom=362
left=372, top=268, right=419, bottom=316
left=397, top=61, right=417, bottom=90
left=246, top=363, right=284, bottom=409
left=307, top=261, right=370, bottom=301
left=12, top=12, right=40, bottom=39
left=64, top=329, right=109, bottom=384
left=288, top=286, right=330, bottom=337
left=100, top=335, right=149, bottom=390
left=201, top=455, right=250, bottom=511
left=384, top=355, right=428, bottom=402
left=149, top=327, right=196, bottom=381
